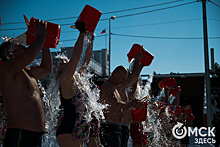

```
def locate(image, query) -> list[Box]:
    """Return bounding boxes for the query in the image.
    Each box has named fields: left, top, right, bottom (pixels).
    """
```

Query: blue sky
left=0, top=0, right=220, bottom=75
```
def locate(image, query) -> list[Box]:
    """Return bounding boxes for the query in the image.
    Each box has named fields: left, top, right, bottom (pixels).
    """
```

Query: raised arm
left=117, top=52, right=142, bottom=91
left=2, top=20, right=47, bottom=74
left=60, top=22, right=86, bottom=98
left=128, top=63, right=144, bottom=100
left=164, top=87, right=170, bottom=105
left=128, top=81, right=137, bottom=100
left=172, top=89, right=181, bottom=106
left=78, top=39, right=94, bottom=76
left=30, top=47, right=52, bottom=80
left=100, top=83, right=144, bottom=110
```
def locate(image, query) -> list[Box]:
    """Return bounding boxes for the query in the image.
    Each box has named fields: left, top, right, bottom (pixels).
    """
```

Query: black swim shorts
left=4, top=128, right=44, bottom=147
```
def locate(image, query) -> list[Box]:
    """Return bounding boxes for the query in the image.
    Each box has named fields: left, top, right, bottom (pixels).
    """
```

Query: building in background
left=36, top=47, right=110, bottom=78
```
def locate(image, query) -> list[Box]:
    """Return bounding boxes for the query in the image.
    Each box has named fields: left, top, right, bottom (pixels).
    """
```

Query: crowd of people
left=0, top=18, right=214, bottom=147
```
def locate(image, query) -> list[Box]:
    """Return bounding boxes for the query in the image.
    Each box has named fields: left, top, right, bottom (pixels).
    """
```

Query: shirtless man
left=119, top=61, right=144, bottom=147
left=0, top=19, right=52, bottom=146
left=99, top=52, right=144, bottom=147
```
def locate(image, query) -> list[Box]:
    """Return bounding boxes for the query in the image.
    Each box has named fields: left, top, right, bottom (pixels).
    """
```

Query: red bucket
left=127, top=44, right=154, bottom=66
left=188, top=114, right=195, bottom=121
left=170, top=105, right=182, bottom=114
left=26, top=17, right=61, bottom=48
left=184, top=105, right=192, bottom=115
left=171, top=86, right=182, bottom=96
left=131, top=102, right=147, bottom=121
left=75, top=4, right=102, bottom=33
left=163, top=77, right=176, bottom=89
left=1, top=126, right=7, bottom=135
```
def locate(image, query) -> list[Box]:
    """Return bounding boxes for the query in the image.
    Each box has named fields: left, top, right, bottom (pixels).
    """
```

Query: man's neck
left=108, top=78, right=116, bottom=87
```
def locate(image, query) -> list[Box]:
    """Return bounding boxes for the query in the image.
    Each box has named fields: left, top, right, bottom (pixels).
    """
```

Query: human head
left=0, top=41, right=26, bottom=61
left=0, top=41, right=11, bottom=62
left=110, top=65, right=128, bottom=86
left=52, top=54, right=69, bottom=79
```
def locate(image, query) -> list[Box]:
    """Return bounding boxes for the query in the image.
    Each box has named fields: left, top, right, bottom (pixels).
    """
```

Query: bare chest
left=113, top=89, right=121, bottom=102
left=2, top=70, right=40, bottom=99
left=16, top=70, right=39, bottom=92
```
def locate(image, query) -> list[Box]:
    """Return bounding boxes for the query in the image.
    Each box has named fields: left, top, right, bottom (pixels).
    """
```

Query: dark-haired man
left=0, top=19, right=52, bottom=146
left=99, top=52, right=145, bottom=147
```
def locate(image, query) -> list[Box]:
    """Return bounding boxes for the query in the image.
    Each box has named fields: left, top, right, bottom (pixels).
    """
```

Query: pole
left=109, top=19, right=111, bottom=77
left=202, top=0, right=212, bottom=127
left=105, top=28, right=107, bottom=49
left=211, top=48, right=214, bottom=74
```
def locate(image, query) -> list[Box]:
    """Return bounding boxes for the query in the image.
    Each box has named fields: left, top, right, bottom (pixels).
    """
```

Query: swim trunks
left=99, top=121, right=122, bottom=147
left=4, top=128, right=44, bottom=147
left=130, top=123, right=148, bottom=146
left=121, top=123, right=130, bottom=147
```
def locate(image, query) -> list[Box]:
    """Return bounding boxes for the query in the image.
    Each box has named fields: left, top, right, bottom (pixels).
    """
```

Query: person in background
left=129, top=81, right=148, bottom=147
left=119, top=60, right=145, bottom=147
left=99, top=52, right=145, bottom=147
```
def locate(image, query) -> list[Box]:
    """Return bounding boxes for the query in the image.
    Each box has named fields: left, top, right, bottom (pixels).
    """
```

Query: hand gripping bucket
left=170, top=105, right=182, bottom=114
left=127, top=44, right=154, bottom=66
left=171, top=86, right=182, bottom=96
left=75, top=4, right=102, bottom=33
left=131, top=102, right=147, bottom=121
left=162, top=77, right=176, bottom=89
left=26, top=17, right=61, bottom=48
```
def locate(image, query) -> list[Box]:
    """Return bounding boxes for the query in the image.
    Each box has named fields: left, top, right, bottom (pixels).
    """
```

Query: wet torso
left=0, top=68, right=45, bottom=132
left=119, top=89, right=132, bottom=125
left=102, top=81, right=123, bottom=124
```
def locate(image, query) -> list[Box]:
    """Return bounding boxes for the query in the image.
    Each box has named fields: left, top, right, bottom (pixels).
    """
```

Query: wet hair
left=51, top=54, right=69, bottom=79
left=0, top=42, right=11, bottom=62
left=112, top=65, right=127, bottom=75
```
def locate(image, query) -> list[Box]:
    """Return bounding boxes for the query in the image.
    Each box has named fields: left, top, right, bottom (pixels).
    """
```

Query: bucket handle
left=23, top=15, right=30, bottom=27
left=139, top=45, right=144, bottom=52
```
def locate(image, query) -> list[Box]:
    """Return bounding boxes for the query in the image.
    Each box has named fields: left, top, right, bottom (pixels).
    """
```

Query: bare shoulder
left=100, top=81, right=114, bottom=93
left=100, top=81, right=114, bottom=101
left=0, top=63, right=17, bottom=79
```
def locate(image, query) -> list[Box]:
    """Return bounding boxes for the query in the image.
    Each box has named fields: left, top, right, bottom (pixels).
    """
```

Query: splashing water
left=39, top=51, right=106, bottom=145
left=77, top=32, right=94, bottom=72
left=129, top=75, right=180, bottom=147
left=1, top=36, right=11, bottom=43
left=74, top=72, right=108, bottom=122
left=2, top=33, right=26, bottom=45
